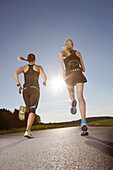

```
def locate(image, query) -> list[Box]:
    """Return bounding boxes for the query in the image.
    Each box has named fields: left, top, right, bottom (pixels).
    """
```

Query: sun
left=49, top=75, right=64, bottom=93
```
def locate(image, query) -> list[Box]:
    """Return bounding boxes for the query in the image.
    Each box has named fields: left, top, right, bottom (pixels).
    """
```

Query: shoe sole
left=81, top=125, right=88, bottom=131
left=81, top=125, right=89, bottom=136
left=81, top=131, right=89, bottom=136
left=70, top=107, right=77, bottom=115
left=19, top=106, right=25, bottom=121
left=24, top=135, right=34, bottom=139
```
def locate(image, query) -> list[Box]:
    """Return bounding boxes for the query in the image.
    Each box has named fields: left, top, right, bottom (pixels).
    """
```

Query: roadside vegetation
left=0, top=119, right=113, bottom=135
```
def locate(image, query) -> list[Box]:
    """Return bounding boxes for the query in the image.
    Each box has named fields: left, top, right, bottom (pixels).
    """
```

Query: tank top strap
left=27, top=64, right=35, bottom=72
left=28, top=64, right=35, bottom=69
left=70, top=50, right=76, bottom=55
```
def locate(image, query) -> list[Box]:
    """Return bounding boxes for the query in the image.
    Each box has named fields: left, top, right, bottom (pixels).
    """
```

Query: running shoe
left=81, top=120, right=89, bottom=136
left=70, top=99, right=77, bottom=114
left=24, top=130, right=34, bottom=138
left=18, top=106, right=25, bottom=121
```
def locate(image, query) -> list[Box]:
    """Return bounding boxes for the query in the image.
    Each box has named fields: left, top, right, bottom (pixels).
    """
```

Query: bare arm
left=76, top=51, right=86, bottom=72
left=14, top=67, right=24, bottom=84
left=40, top=66, right=47, bottom=86
left=14, top=67, right=24, bottom=94
left=59, top=51, right=65, bottom=78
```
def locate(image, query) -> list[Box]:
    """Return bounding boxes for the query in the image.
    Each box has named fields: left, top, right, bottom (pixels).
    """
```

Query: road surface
left=0, top=126, right=113, bottom=170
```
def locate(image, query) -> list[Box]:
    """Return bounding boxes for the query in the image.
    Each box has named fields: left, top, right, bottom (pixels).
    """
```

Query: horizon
left=0, top=107, right=113, bottom=124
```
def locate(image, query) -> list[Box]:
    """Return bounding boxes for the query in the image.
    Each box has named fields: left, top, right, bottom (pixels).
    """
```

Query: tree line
left=0, top=108, right=41, bottom=130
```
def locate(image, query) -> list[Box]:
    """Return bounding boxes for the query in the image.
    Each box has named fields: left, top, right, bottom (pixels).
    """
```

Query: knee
left=77, top=94, right=84, bottom=102
left=68, top=89, right=74, bottom=95
left=29, top=108, right=36, bottom=114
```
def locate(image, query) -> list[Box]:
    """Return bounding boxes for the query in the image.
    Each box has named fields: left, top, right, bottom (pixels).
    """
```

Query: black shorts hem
left=65, top=71, right=87, bottom=86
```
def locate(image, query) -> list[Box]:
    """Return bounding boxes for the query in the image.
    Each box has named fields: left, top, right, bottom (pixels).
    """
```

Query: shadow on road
left=85, top=136, right=113, bottom=157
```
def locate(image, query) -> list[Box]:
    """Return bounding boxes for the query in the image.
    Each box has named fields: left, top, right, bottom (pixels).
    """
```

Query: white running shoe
left=24, top=130, right=34, bottom=138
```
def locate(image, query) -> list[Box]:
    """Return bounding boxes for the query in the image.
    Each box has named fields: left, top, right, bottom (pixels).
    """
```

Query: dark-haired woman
left=59, top=39, right=88, bottom=136
left=14, top=54, right=47, bottom=138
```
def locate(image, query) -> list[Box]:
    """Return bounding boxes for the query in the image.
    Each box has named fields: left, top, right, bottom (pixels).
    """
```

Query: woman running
left=59, top=39, right=88, bottom=136
left=14, top=53, right=47, bottom=138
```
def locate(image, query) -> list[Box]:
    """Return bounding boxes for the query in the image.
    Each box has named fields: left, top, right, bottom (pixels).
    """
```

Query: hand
left=43, top=81, right=46, bottom=86
left=18, top=85, right=22, bottom=94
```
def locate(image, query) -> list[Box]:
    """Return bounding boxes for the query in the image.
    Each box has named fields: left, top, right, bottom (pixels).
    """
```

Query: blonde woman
left=14, top=53, right=47, bottom=138
left=59, top=39, right=88, bottom=136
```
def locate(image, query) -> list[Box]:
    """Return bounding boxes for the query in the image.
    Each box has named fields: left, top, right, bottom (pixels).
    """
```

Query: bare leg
left=26, top=112, right=35, bottom=131
left=67, top=85, right=75, bottom=100
left=76, top=83, right=86, bottom=121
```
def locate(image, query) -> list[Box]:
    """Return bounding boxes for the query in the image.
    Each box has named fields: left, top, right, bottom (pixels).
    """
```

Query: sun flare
left=49, top=76, right=64, bottom=93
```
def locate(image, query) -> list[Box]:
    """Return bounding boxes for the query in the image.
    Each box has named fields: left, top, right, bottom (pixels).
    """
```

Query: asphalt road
left=0, top=126, right=113, bottom=170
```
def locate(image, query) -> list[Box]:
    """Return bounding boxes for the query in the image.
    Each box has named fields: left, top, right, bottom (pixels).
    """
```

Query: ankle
left=71, top=99, right=77, bottom=107
left=26, top=129, right=31, bottom=132
left=81, top=118, right=86, bottom=122
left=81, top=119, right=87, bottom=125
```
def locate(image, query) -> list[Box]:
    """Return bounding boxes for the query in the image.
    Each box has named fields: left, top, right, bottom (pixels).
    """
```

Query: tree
left=0, top=108, right=41, bottom=130
left=36, top=115, right=41, bottom=123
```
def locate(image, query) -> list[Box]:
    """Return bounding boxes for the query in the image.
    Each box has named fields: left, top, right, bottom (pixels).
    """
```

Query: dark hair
left=27, top=53, right=35, bottom=62
left=18, top=53, right=36, bottom=62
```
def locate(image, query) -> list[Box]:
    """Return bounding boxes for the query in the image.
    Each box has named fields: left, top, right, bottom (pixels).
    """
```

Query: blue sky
left=0, top=0, right=113, bottom=123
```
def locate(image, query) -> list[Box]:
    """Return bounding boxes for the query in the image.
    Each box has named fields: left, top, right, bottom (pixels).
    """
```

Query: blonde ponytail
left=65, top=39, right=74, bottom=51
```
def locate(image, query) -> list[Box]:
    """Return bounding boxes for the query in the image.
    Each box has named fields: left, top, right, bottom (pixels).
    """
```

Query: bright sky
left=0, top=0, right=113, bottom=123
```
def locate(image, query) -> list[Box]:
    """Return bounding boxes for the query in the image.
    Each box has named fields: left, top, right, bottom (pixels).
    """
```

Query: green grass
left=0, top=124, right=79, bottom=135
left=0, top=127, right=26, bottom=135
left=0, top=119, right=113, bottom=135
left=88, top=119, right=113, bottom=126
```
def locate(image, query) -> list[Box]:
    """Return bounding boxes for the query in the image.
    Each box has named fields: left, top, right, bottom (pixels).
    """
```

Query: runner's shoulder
left=34, top=65, right=43, bottom=72
left=59, top=50, right=65, bottom=55
left=76, top=50, right=81, bottom=57
left=22, top=65, right=29, bottom=72
left=59, top=51, right=66, bottom=59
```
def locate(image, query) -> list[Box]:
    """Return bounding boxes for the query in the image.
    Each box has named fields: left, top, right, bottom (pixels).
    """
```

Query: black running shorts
left=65, top=71, right=87, bottom=86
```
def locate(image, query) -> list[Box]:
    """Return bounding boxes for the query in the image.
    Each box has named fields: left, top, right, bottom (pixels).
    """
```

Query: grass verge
left=88, top=119, right=113, bottom=126
left=0, top=124, right=79, bottom=135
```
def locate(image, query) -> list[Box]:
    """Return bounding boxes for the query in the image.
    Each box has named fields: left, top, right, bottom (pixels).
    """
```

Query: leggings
left=23, top=86, right=40, bottom=114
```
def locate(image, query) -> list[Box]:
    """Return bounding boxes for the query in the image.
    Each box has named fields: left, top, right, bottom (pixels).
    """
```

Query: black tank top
left=63, top=50, right=82, bottom=75
left=24, top=64, right=40, bottom=88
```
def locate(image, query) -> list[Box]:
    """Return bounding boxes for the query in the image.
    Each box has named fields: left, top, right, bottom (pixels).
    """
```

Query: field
left=88, top=119, right=113, bottom=126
